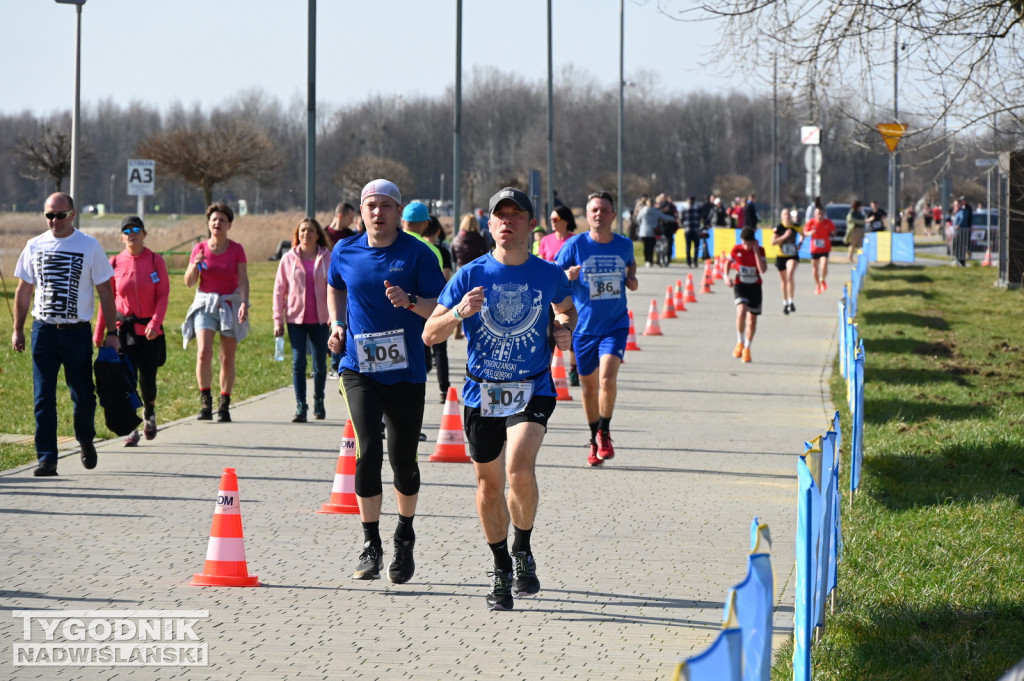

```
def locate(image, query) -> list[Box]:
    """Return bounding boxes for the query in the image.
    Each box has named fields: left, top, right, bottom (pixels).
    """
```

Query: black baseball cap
left=120, top=215, right=145, bottom=231
left=488, top=187, right=533, bottom=219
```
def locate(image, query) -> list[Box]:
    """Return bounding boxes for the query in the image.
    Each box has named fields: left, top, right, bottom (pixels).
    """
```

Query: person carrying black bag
left=94, top=216, right=170, bottom=446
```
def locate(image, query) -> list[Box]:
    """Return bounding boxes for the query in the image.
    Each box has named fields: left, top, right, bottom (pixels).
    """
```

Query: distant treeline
left=0, top=67, right=996, bottom=215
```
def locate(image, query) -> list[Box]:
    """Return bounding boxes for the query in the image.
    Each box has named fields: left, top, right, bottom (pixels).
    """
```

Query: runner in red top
left=727, top=226, right=767, bottom=363
left=802, top=207, right=836, bottom=294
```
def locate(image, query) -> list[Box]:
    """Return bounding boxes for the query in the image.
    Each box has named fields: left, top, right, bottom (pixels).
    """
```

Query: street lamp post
left=56, top=0, right=86, bottom=228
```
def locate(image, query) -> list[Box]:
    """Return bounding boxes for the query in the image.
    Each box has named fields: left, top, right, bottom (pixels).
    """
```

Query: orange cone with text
left=191, top=467, right=260, bottom=586
left=684, top=273, right=698, bottom=303
left=318, top=420, right=359, bottom=514
left=430, top=387, right=471, bottom=462
left=626, top=309, right=642, bottom=351
left=700, top=260, right=714, bottom=294
left=674, top=279, right=687, bottom=312
left=643, top=299, right=663, bottom=336
left=662, top=285, right=678, bottom=319
left=551, top=347, right=574, bottom=401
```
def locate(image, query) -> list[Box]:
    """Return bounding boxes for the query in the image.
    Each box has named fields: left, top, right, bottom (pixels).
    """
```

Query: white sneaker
left=123, top=430, right=141, bottom=447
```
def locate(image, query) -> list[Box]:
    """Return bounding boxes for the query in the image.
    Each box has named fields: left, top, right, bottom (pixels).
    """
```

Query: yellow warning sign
left=876, top=123, right=908, bottom=152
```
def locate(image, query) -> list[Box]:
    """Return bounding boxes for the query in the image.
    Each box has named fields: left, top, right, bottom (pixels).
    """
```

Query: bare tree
left=670, top=1, right=1024, bottom=143
left=137, top=119, right=283, bottom=206
left=334, top=155, right=414, bottom=199
left=14, top=126, right=73, bottom=191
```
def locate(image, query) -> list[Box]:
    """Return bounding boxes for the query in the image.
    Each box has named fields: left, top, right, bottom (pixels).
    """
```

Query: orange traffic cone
left=713, top=255, right=724, bottom=281
left=684, top=273, right=698, bottom=303
left=700, top=260, right=714, bottom=294
left=982, top=247, right=993, bottom=266
left=551, top=348, right=574, bottom=401
left=430, top=387, right=471, bottom=462
left=643, top=299, right=663, bottom=336
left=318, top=420, right=359, bottom=514
left=191, top=468, right=260, bottom=587
left=626, top=310, right=642, bottom=351
left=673, top=279, right=687, bottom=312
left=662, top=285, right=678, bottom=319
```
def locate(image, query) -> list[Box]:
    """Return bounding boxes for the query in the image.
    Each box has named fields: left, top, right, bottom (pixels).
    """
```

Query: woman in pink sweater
left=94, top=216, right=170, bottom=445
left=273, top=218, right=331, bottom=421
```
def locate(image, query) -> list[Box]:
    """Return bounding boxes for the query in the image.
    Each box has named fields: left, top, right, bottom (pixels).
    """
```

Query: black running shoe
left=80, top=441, right=97, bottom=470
left=388, top=538, right=415, bottom=584
left=790, top=302, right=796, bottom=313
left=486, top=570, right=514, bottom=611
left=353, top=542, right=383, bottom=580
left=511, top=551, right=540, bottom=597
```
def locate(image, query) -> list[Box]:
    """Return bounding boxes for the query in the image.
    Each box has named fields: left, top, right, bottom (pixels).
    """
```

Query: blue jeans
left=31, top=321, right=96, bottom=466
left=287, top=323, right=329, bottom=404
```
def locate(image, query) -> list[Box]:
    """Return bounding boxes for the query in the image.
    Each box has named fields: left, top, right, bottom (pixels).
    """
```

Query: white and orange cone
left=551, top=348, right=574, bottom=401
left=642, top=299, right=663, bottom=336
left=674, top=279, right=687, bottom=312
left=684, top=273, right=698, bottom=303
left=700, top=260, right=714, bottom=294
left=982, top=247, right=993, bottom=266
left=191, top=467, right=260, bottom=587
left=318, top=419, right=359, bottom=514
left=626, top=310, right=642, bottom=351
left=662, top=285, right=678, bottom=319
left=429, top=387, right=470, bottom=462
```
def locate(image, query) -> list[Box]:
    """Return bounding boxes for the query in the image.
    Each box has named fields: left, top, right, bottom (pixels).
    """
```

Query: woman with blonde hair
left=273, top=218, right=332, bottom=422
left=451, top=213, right=489, bottom=269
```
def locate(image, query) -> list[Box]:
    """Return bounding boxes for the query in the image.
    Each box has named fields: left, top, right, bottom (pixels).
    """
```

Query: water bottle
left=274, top=336, right=285, bottom=361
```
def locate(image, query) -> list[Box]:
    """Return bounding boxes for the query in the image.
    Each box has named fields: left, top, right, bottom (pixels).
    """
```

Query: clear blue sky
left=1, top=0, right=749, bottom=116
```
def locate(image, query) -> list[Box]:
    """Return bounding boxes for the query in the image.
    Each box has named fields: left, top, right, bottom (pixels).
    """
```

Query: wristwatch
left=407, top=294, right=418, bottom=310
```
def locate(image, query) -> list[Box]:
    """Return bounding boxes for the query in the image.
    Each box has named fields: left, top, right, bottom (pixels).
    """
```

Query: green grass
left=0, top=261, right=290, bottom=471
left=771, top=264, right=1024, bottom=680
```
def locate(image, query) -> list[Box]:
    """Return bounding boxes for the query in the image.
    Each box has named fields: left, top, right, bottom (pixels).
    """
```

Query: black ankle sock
left=362, top=521, right=381, bottom=548
left=598, top=416, right=611, bottom=433
left=395, top=514, right=415, bottom=542
left=588, top=420, right=599, bottom=442
left=200, top=388, right=211, bottom=396
left=511, top=526, right=532, bottom=555
left=488, top=539, right=513, bottom=573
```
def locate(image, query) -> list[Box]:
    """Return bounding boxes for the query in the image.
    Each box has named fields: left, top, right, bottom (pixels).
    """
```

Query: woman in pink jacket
left=273, top=218, right=331, bottom=422
left=94, top=216, right=170, bottom=445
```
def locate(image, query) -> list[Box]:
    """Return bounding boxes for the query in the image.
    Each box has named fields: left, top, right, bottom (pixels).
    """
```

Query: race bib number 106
left=354, top=329, right=409, bottom=373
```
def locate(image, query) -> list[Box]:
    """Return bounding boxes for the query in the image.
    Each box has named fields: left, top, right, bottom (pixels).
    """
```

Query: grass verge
left=771, top=263, right=1024, bottom=680
left=0, top=261, right=291, bottom=472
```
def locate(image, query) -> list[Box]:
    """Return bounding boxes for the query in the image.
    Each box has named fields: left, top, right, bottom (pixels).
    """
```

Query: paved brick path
left=2, top=260, right=840, bottom=680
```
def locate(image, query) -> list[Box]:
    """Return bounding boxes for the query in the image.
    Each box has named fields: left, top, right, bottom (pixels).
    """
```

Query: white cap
left=360, top=179, right=402, bottom=206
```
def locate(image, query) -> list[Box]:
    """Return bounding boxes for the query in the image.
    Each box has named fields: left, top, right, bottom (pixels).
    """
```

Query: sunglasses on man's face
left=122, top=226, right=143, bottom=234
left=44, top=211, right=70, bottom=220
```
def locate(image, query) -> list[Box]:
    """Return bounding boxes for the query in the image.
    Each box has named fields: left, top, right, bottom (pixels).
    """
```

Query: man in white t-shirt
left=12, top=193, right=121, bottom=477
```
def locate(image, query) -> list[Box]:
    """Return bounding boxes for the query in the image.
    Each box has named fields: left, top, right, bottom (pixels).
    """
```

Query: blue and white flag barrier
left=850, top=341, right=866, bottom=495
left=793, top=456, right=816, bottom=681
left=673, top=628, right=743, bottom=681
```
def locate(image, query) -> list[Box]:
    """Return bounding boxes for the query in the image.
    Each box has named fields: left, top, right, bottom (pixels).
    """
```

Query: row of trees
left=0, top=66, right=1004, bottom=218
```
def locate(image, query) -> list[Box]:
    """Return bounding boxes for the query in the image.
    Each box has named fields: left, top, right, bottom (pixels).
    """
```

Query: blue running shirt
left=555, top=232, right=635, bottom=335
left=438, top=253, right=572, bottom=408
left=328, top=230, right=445, bottom=384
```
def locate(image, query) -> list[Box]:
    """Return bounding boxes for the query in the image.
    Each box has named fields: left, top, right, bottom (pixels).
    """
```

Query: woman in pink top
left=94, top=215, right=170, bottom=446
left=539, top=205, right=580, bottom=385
left=537, top=205, right=577, bottom=262
left=273, top=218, right=331, bottom=422
left=183, top=203, right=250, bottom=422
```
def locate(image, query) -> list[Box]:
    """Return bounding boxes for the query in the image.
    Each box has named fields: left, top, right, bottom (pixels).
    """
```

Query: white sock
left=744, top=338, right=752, bottom=348
left=737, top=332, right=744, bottom=344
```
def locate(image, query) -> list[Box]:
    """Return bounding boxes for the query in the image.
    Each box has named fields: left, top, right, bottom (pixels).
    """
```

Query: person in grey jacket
left=636, top=197, right=675, bottom=267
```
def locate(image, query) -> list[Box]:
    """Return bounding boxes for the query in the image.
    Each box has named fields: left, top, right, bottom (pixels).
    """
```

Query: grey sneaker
left=143, top=415, right=157, bottom=440
left=353, top=543, right=383, bottom=580
left=123, top=430, right=141, bottom=447
left=486, top=570, right=514, bottom=611
left=388, top=538, right=415, bottom=584
left=511, top=552, right=540, bottom=597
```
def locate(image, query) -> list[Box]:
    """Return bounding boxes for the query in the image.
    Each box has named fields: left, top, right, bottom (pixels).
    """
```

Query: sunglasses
left=121, top=226, right=143, bottom=234
left=550, top=216, right=561, bottom=222
left=44, top=211, right=70, bottom=220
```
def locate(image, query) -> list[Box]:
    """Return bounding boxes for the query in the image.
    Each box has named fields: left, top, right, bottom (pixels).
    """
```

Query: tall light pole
left=617, top=0, right=624, bottom=234
left=306, top=0, right=316, bottom=218
left=56, top=0, right=86, bottom=227
left=545, top=0, right=554, bottom=226
left=452, top=0, right=463, bottom=233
